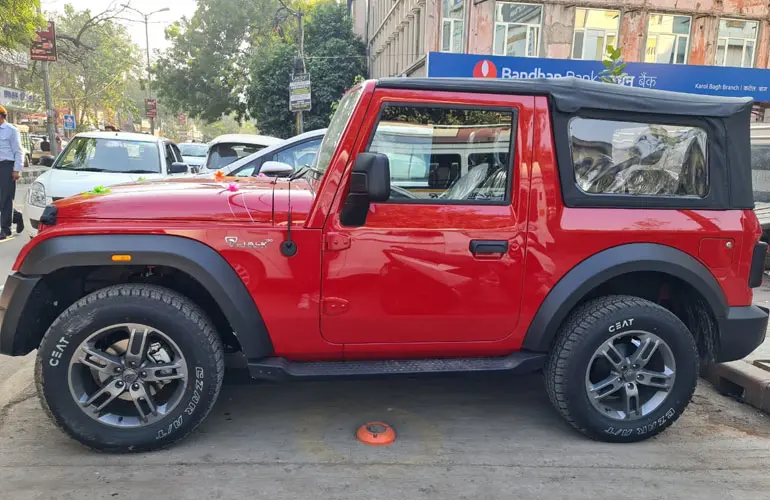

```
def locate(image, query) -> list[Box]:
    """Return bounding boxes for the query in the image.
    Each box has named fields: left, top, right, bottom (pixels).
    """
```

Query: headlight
left=28, top=182, right=51, bottom=208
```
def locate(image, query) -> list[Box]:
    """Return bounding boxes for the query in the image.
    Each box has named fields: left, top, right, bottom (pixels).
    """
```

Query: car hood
left=36, top=168, right=165, bottom=199
left=182, top=156, right=205, bottom=166
left=53, top=177, right=315, bottom=224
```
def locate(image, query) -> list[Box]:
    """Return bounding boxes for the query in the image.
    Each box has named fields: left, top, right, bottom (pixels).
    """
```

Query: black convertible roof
left=376, top=76, right=753, bottom=118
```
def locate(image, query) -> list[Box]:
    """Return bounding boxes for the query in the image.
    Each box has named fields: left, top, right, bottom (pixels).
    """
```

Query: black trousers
left=0, top=161, right=17, bottom=235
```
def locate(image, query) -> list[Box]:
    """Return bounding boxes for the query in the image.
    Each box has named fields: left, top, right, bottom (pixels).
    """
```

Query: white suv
left=27, top=132, right=191, bottom=236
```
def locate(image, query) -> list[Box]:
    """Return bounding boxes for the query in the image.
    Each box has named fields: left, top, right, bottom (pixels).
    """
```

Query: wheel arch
left=18, top=234, right=273, bottom=359
left=522, top=243, right=728, bottom=354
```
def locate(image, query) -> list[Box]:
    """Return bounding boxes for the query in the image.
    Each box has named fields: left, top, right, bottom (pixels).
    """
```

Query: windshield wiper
left=121, top=169, right=159, bottom=174
left=58, top=167, right=107, bottom=172
left=287, top=164, right=323, bottom=181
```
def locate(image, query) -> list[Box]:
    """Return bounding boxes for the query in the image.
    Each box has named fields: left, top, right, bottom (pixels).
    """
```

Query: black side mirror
left=340, top=152, right=390, bottom=227
left=170, top=162, right=189, bottom=174
left=40, top=155, right=55, bottom=167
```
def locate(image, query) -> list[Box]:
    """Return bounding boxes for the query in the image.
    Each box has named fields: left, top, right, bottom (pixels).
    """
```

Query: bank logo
left=473, top=60, right=498, bottom=78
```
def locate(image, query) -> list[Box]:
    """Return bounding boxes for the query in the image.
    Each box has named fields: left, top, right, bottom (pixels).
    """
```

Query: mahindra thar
left=1, top=77, right=767, bottom=452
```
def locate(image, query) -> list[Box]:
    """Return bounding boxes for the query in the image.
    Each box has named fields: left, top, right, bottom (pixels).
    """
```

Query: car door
left=320, top=90, right=533, bottom=345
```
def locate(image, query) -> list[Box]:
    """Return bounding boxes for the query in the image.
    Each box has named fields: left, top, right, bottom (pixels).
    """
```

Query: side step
left=247, top=352, right=546, bottom=381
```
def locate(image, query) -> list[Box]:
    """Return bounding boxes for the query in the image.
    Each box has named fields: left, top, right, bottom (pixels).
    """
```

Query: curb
left=703, top=359, right=770, bottom=413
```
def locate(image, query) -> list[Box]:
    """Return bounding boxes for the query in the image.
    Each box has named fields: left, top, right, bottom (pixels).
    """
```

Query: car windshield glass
left=315, top=85, right=364, bottom=176
left=206, top=143, right=265, bottom=170
left=178, top=143, right=208, bottom=157
left=54, top=137, right=161, bottom=173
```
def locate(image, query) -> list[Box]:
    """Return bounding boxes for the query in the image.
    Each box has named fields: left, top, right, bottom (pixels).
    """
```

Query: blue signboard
left=427, top=52, right=770, bottom=101
left=63, top=114, right=75, bottom=130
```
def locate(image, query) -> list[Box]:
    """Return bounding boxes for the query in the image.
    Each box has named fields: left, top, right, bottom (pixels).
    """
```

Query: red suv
left=1, top=77, right=766, bottom=452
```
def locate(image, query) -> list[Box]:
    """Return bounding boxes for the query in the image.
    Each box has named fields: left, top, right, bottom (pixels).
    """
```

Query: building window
left=645, top=14, right=691, bottom=64
left=572, top=8, right=620, bottom=60
left=570, top=118, right=708, bottom=198
left=716, top=19, right=758, bottom=68
left=494, top=2, right=543, bottom=57
left=441, top=0, right=465, bottom=53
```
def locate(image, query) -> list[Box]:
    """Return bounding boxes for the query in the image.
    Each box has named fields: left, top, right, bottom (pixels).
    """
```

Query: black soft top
left=376, top=76, right=755, bottom=210
left=377, top=76, right=753, bottom=118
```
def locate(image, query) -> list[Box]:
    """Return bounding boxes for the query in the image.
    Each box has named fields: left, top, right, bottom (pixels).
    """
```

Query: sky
left=41, top=0, right=198, bottom=58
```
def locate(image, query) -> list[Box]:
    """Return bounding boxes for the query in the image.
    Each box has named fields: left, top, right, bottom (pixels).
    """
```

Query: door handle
left=469, top=240, right=509, bottom=255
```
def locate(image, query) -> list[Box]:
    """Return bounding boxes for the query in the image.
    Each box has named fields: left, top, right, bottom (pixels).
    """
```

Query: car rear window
left=54, top=137, right=161, bottom=174
left=206, top=143, right=265, bottom=170
left=569, top=118, right=708, bottom=198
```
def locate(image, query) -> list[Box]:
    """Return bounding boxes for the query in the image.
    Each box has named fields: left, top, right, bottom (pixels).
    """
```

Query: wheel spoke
left=142, top=361, right=186, bottom=383
left=623, top=382, right=640, bottom=418
left=636, top=369, right=674, bottom=390
left=125, top=327, right=149, bottom=367
left=597, top=342, right=625, bottom=371
left=129, top=382, right=157, bottom=422
left=82, top=378, right=126, bottom=413
left=588, top=374, right=624, bottom=401
left=79, top=344, right=122, bottom=374
left=629, top=335, right=659, bottom=369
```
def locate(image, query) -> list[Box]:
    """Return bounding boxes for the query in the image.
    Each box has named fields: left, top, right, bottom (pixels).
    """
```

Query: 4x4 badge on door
left=225, top=236, right=273, bottom=249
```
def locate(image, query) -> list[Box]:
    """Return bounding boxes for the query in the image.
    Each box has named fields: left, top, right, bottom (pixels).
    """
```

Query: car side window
left=164, top=143, right=176, bottom=170
left=272, top=138, right=323, bottom=169
left=232, top=163, right=258, bottom=177
left=367, top=105, right=514, bottom=203
left=570, top=118, right=708, bottom=197
left=170, top=143, right=183, bottom=163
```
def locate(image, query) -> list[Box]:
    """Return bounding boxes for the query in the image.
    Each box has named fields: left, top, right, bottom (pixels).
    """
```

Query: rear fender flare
left=521, top=243, right=728, bottom=352
left=20, top=234, right=273, bottom=359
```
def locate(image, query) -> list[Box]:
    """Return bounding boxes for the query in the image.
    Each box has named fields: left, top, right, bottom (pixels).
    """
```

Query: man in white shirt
left=0, top=106, right=25, bottom=239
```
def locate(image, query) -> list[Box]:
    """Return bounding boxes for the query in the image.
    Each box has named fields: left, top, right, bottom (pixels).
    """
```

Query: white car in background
left=26, top=131, right=192, bottom=237
left=202, top=133, right=281, bottom=172
left=177, top=142, right=208, bottom=170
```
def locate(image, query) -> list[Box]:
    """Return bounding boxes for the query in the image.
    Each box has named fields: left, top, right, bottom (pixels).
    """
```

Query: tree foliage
left=23, top=4, right=142, bottom=130
left=247, top=1, right=366, bottom=138
left=154, top=0, right=366, bottom=138
left=154, top=0, right=280, bottom=121
left=599, top=46, right=629, bottom=84
left=0, top=0, right=44, bottom=50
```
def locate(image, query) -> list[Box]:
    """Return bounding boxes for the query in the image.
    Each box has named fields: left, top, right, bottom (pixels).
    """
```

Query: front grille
left=52, top=197, right=64, bottom=202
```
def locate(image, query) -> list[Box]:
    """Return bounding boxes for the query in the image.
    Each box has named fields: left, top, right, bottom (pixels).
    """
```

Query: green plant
left=599, top=46, right=629, bottom=84
left=84, top=185, right=111, bottom=196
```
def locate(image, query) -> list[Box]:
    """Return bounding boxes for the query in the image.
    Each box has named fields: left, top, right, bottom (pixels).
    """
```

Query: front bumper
left=0, top=273, right=43, bottom=355
left=716, top=305, right=769, bottom=363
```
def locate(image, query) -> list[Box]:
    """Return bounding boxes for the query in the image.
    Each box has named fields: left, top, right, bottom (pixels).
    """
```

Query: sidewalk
left=704, top=279, right=770, bottom=413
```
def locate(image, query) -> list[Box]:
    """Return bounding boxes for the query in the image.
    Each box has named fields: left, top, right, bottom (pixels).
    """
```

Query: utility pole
left=277, top=0, right=307, bottom=135
left=122, top=5, right=169, bottom=135
left=41, top=61, right=58, bottom=157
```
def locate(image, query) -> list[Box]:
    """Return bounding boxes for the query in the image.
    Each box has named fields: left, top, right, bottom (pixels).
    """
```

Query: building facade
left=353, top=0, right=770, bottom=79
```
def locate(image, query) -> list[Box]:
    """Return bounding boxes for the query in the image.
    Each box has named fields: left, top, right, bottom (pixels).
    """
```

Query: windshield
left=206, top=143, right=266, bottom=170
left=178, top=143, right=207, bottom=157
left=54, top=137, right=161, bottom=173
left=315, top=85, right=364, bottom=175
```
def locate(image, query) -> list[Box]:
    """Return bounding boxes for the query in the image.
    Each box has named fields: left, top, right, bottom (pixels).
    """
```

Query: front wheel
left=545, top=295, right=698, bottom=442
left=35, top=284, right=224, bottom=452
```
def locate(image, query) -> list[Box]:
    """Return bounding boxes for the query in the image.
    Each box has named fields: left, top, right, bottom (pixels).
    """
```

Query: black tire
left=545, top=295, right=698, bottom=443
left=35, top=284, right=224, bottom=452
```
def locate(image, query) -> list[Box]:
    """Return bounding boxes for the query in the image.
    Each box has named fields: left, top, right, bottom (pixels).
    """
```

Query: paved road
left=1, top=193, right=770, bottom=499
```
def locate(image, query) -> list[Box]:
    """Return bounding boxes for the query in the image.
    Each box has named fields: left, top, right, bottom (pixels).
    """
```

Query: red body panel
left=16, top=89, right=760, bottom=362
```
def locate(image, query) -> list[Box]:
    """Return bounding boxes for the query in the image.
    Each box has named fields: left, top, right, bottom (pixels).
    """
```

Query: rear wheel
left=35, top=284, right=224, bottom=452
left=545, top=295, right=698, bottom=442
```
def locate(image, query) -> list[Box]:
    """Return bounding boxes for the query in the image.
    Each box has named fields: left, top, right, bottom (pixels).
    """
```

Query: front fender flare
left=521, top=243, right=728, bottom=352
left=20, top=234, right=273, bottom=359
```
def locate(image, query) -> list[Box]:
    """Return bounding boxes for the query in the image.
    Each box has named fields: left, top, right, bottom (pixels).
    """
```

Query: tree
left=0, top=0, right=44, bottom=50
left=154, top=0, right=280, bottom=121
left=246, top=1, right=366, bottom=138
left=28, top=5, right=142, bottom=130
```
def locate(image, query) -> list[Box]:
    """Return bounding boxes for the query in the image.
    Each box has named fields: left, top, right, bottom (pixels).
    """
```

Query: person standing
left=0, top=106, right=25, bottom=240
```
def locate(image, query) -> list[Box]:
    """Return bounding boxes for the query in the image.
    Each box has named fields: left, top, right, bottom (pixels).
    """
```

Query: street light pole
left=121, top=5, right=169, bottom=135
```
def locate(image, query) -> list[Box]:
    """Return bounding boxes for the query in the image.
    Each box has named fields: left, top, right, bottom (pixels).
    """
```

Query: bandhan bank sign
left=426, top=52, right=770, bottom=101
